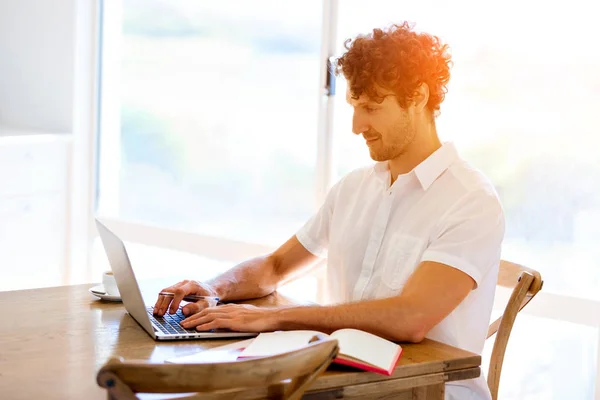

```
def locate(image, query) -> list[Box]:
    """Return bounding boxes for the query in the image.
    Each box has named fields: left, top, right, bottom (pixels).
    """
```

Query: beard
left=366, top=119, right=416, bottom=162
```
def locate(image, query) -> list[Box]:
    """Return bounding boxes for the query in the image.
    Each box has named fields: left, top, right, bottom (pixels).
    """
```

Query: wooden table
left=0, top=284, right=481, bottom=399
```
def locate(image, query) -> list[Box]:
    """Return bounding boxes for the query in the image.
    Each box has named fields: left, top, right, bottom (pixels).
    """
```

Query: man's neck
left=388, top=127, right=442, bottom=185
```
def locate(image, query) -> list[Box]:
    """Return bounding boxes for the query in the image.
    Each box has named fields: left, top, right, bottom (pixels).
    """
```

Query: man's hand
left=180, top=304, right=280, bottom=332
left=154, top=280, right=218, bottom=317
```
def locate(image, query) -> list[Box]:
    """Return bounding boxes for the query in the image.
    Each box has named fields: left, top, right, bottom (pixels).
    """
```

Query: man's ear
left=412, top=83, right=430, bottom=111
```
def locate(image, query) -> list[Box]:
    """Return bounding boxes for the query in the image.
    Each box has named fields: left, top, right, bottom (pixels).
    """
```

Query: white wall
left=0, top=0, right=75, bottom=132
left=0, top=0, right=98, bottom=289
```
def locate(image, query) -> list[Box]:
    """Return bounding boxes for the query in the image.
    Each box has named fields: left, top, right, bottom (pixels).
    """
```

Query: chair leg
left=284, top=348, right=338, bottom=400
left=487, top=274, right=534, bottom=400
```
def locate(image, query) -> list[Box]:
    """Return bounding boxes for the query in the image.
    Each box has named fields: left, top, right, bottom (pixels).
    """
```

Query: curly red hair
left=336, top=22, right=452, bottom=115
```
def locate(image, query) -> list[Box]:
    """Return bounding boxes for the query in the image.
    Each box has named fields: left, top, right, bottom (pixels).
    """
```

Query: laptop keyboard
left=146, top=307, right=199, bottom=335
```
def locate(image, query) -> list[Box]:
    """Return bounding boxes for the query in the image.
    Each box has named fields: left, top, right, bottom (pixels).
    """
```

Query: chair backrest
left=97, top=336, right=339, bottom=400
left=486, top=260, right=543, bottom=400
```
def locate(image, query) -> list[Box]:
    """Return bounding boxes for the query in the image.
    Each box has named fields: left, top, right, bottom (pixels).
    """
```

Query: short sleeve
left=295, top=179, right=345, bottom=258
left=421, top=189, right=505, bottom=288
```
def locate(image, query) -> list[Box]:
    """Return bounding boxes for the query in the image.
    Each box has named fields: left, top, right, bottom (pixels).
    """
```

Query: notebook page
left=238, top=330, right=326, bottom=358
left=331, top=329, right=400, bottom=370
left=165, top=338, right=254, bottom=363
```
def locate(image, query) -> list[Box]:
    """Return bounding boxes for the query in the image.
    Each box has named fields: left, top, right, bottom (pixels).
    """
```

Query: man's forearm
left=275, top=297, right=426, bottom=343
left=208, top=255, right=279, bottom=302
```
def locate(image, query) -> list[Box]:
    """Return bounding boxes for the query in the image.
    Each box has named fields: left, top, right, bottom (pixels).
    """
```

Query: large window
left=98, top=1, right=600, bottom=398
left=99, top=0, right=324, bottom=246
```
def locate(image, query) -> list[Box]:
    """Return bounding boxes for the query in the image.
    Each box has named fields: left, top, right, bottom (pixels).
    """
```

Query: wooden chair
left=486, top=260, right=543, bottom=400
left=97, top=337, right=338, bottom=400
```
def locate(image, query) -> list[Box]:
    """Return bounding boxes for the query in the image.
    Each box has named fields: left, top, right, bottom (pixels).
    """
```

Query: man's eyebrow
left=357, top=96, right=394, bottom=105
left=347, top=98, right=378, bottom=106
left=346, top=93, right=393, bottom=105
left=356, top=101, right=383, bottom=108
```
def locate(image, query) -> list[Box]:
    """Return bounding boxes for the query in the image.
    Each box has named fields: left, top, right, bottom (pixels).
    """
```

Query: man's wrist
left=206, top=281, right=225, bottom=300
left=272, top=305, right=316, bottom=331
left=271, top=306, right=294, bottom=331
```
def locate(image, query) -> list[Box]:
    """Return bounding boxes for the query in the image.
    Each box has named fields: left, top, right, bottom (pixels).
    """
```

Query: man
left=154, top=22, right=504, bottom=400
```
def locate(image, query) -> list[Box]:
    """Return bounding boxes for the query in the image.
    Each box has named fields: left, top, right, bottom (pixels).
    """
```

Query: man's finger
left=181, top=297, right=217, bottom=316
left=182, top=312, right=229, bottom=328
left=182, top=311, right=228, bottom=327
left=154, top=295, right=172, bottom=316
left=196, top=318, right=231, bottom=332
left=154, top=282, right=185, bottom=315
left=154, top=288, right=173, bottom=314
left=168, top=285, right=189, bottom=314
left=181, top=301, right=205, bottom=317
left=153, top=295, right=162, bottom=314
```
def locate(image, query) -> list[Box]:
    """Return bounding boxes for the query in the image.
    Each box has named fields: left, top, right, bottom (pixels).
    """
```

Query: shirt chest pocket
left=381, top=234, right=428, bottom=291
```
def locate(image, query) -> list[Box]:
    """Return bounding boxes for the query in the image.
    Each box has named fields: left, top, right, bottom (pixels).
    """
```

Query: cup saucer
left=89, top=285, right=122, bottom=302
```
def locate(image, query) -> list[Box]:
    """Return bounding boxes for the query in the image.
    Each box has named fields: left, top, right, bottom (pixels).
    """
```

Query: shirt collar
left=373, top=142, right=460, bottom=191
left=414, top=142, right=459, bottom=190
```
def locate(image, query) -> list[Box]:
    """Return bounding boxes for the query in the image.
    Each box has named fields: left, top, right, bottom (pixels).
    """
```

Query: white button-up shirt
left=296, top=142, right=504, bottom=400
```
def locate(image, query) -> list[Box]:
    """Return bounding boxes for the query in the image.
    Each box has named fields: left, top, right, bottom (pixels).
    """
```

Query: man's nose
left=352, top=112, right=368, bottom=136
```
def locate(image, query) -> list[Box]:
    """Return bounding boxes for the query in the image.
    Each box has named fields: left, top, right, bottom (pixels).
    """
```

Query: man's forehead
left=345, top=87, right=394, bottom=104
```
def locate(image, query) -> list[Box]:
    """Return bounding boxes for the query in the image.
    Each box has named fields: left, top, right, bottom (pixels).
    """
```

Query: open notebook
left=239, top=329, right=402, bottom=375
left=168, top=329, right=402, bottom=376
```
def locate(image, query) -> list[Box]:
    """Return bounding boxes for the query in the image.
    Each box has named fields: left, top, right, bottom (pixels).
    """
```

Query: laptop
left=95, top=218, right=259, bottom=341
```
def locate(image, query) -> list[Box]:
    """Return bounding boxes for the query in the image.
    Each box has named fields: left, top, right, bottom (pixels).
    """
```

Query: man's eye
left=364, top=107, right=377, bottom=113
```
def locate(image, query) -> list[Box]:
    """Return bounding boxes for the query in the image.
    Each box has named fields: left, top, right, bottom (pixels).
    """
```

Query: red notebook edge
left=332, top=346, right=403, bottom=376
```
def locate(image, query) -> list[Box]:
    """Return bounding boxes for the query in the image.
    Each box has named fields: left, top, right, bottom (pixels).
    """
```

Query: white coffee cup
left=102, top=271, right=120, bottom=296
